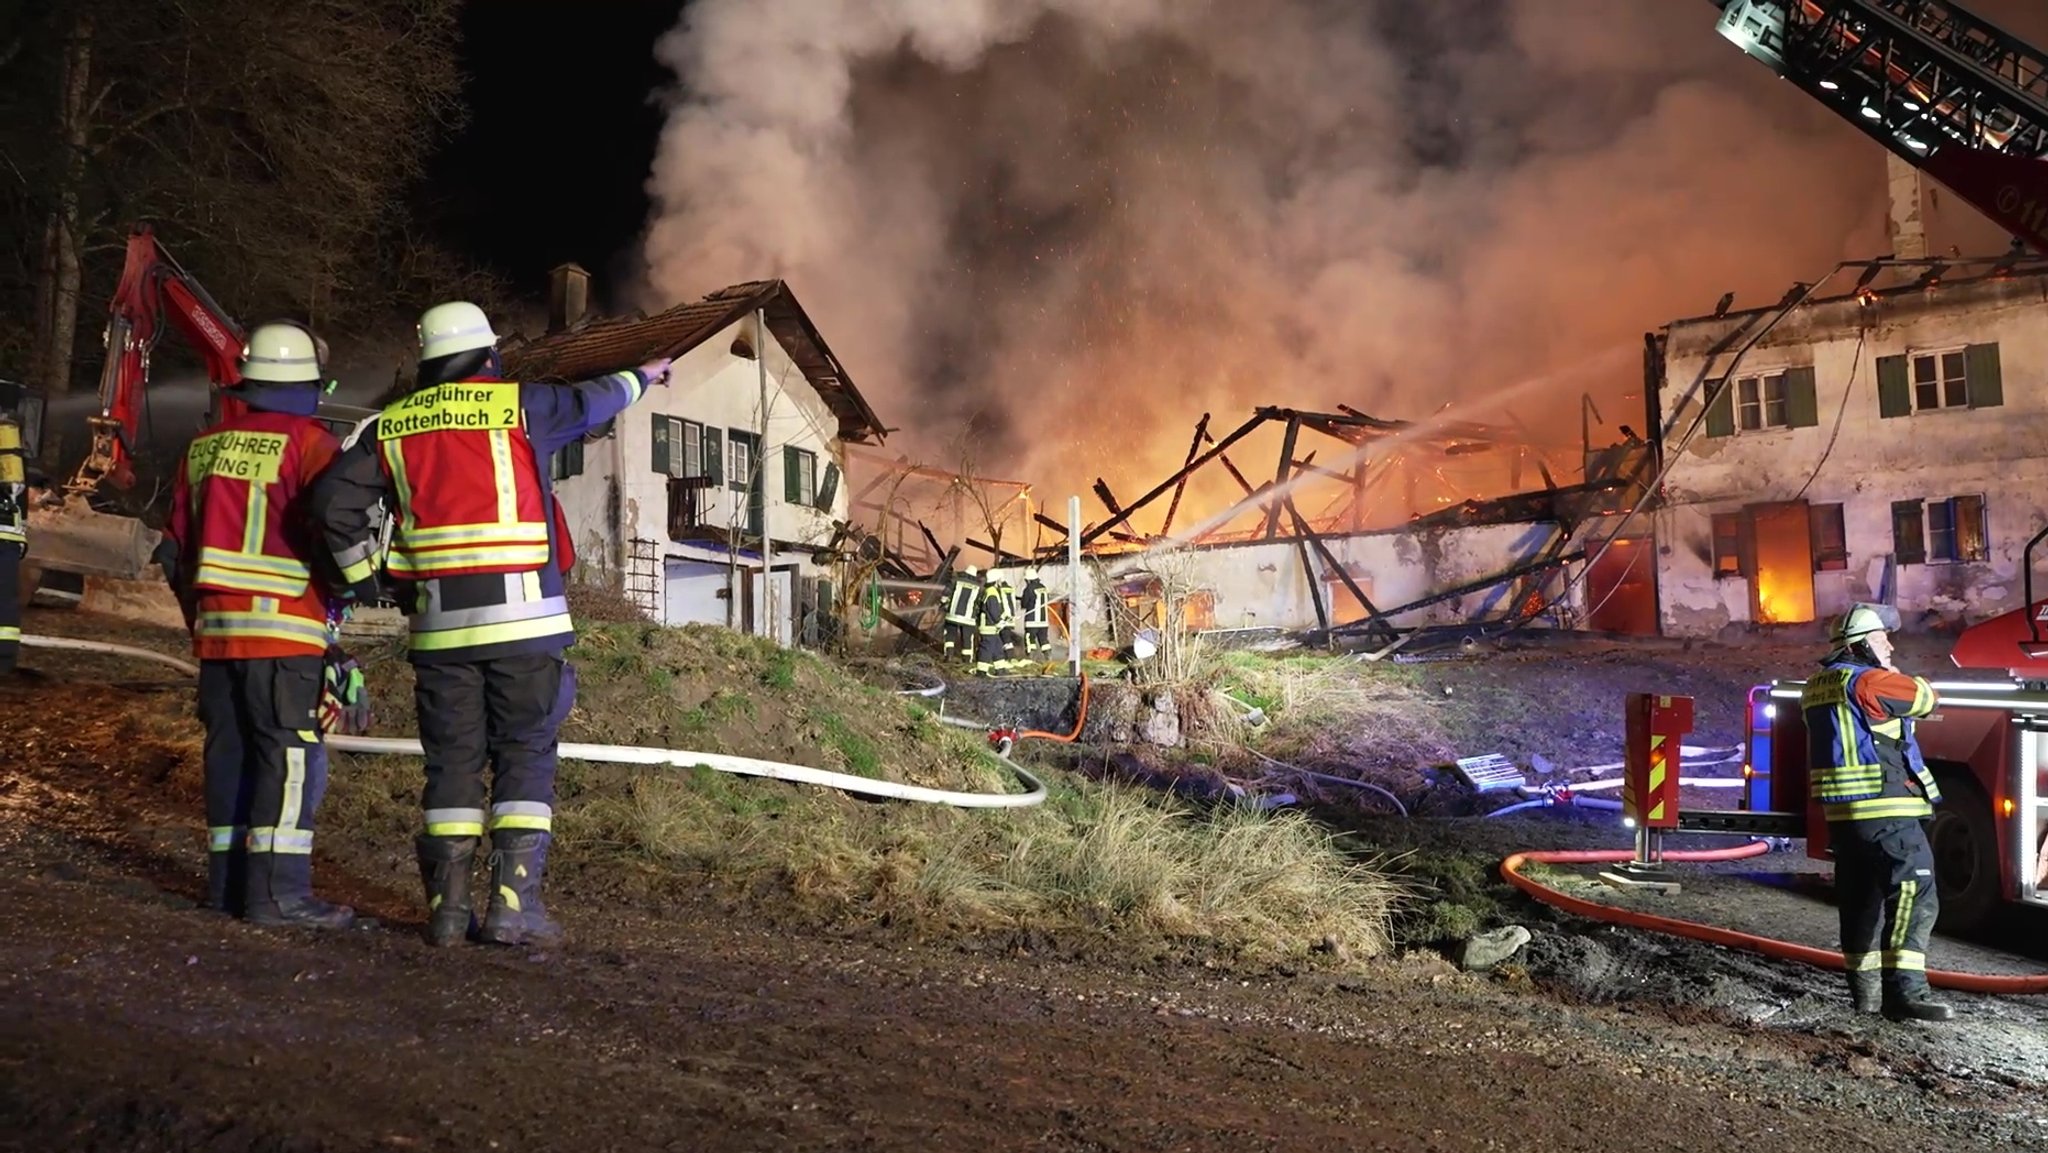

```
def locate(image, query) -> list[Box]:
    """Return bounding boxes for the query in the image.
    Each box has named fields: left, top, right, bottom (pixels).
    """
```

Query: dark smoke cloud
left=640, top=1, right=2044, bottom=502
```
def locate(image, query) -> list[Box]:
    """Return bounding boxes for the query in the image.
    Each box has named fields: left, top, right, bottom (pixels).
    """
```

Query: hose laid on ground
left=21, top=633, right=1047, bottom=810
left=1502, top=844, right=2048, bottom=995
left=1245, top=748, right=1409, bottom=818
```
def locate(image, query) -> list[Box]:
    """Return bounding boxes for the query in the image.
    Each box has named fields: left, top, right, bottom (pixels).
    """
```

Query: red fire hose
left=1502, top=845, right=2048, bottom=994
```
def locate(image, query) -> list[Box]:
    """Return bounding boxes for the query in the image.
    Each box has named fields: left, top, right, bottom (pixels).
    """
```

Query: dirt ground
left=6, top=612, right=2048, bottom=1152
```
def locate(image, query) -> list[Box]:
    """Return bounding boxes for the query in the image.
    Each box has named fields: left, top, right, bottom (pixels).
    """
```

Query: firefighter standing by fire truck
left=0, top=414, right=26, bottom=676
left=309, top=300, right=669, bottom=949
left=158, top=322, right=356, bottom=928
left=1799, top=602, right=1952, bottom=1022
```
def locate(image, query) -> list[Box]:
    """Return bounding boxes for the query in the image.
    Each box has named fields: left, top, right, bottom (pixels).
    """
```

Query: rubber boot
left=415, top=834, right=478, bottom=948
left=478, top=830, right=564, bottom=947
left=242, top=851, right=356, bottom=930
left=1847, top=971, right=1882, bottom=1015
left=1882, top=990, right=1954, bottom=1022
left=201, top=837, right=248, bottom=916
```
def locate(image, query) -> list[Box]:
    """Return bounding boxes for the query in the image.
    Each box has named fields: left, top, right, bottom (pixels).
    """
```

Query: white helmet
left=1024, top=566, right=1042, bottom=581
left=418, top=301, right=498, bottom=362
left=1831, top=602, right=1901, bottom=645
left=239, top=321, right=324, bottom=385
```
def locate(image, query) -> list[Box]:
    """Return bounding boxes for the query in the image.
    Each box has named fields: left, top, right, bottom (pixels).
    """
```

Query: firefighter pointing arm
left=1799, top=602, right=1952, bottom=1023
left=308, top=301, right=669, bottom=950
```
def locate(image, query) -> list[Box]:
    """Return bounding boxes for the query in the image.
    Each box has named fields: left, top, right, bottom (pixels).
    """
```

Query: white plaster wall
left=552, top=316, right=850, bottom=584
left=1655, top=275, right=2048, bottom=636
left=991, top=520, right=1576, bottom=638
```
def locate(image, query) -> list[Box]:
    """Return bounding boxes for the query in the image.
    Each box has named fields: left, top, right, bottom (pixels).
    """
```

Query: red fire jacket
left=165, top=411, right=342, bottom=660
left=374, top=380, right=552, bottom=580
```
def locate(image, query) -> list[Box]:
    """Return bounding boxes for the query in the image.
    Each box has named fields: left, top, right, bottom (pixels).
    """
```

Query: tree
left=0, top=0, right=480, bottom=398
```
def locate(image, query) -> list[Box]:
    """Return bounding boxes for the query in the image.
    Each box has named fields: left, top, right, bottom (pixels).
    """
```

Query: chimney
left=1885, top=153, right=1930, bottom=261
left=548, top=262, right=590, bottom=333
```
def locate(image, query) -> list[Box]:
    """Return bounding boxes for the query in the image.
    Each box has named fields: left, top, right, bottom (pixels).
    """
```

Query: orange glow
left=2003, top=797, right=2017, bottom=818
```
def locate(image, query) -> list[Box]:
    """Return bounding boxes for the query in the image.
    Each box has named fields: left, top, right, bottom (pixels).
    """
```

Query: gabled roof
left=500, top=279, right=888, bottom=445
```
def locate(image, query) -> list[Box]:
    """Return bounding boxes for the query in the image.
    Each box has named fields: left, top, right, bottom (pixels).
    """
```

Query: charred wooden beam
left=1159, top=412, right=1211, bottom=537
left=1262, top=416, right=1302, bottom=540
left=1091, top=478, right=1127, bottom=525
left=1080, top=412, right=1268, bottom=546
left=1329, top=545, right=1586, bottom=634
left=1297, top=536, right=1329, bottom=635
left=918, top=520, right=945, bottom=561
left=967, top=538, right=1033, bottom=566
left=878, top=604, right=945, bottom=652
left=1034, top=511, right=1070, bottom=537
left=1283, top=496, right=1390, bottom=639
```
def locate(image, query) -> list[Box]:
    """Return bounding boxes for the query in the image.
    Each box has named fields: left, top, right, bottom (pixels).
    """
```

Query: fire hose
left=1502, top=843, right=2048, bottom=994
left=19, top=634, right=1053, bottom=810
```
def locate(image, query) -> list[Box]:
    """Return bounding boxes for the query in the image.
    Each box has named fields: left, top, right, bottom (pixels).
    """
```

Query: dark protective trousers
left=1026, top=624, right=1051, bottom=661
left=1830, top=816, right=1939, bottom=998
left=944, top=619, right=974, bottom=661
left=198, top=656, right=329, bottom=864
left=414, top=652, right=575, bottom=838
left=0, top=542, right=20, bottom=674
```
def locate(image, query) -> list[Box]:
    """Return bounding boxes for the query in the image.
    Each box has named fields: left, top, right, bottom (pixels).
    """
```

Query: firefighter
left=158, top=321, right=354, bottom=927
left=309, top=300, right=670, bottom=949
left=1799, top=602, right=1952, bottom=1022
left=941, top=564, right=980, bottom=663
left=973, top=574, right=1007, bottom=676
left=1018, top=566, right=1051, bottom=665
left=0, top=414, right=24, bottom=676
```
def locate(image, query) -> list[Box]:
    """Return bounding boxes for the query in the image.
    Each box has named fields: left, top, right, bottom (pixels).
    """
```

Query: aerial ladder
left=1713, top=0, right=2048, bottom=253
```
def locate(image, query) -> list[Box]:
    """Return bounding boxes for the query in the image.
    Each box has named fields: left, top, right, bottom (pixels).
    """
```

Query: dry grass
left=324, top=622, right=1403, bottom=970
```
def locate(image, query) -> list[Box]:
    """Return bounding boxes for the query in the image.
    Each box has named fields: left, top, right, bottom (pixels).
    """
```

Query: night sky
left=424, top=0, right=683, bottom=312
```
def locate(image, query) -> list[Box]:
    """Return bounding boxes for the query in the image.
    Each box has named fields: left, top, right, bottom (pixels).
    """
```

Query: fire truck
left=1705, top=0, right=2048, bottom=934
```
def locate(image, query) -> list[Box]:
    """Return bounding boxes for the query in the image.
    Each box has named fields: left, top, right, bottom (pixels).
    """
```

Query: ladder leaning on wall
left=625, top=537, right=662, bottom=621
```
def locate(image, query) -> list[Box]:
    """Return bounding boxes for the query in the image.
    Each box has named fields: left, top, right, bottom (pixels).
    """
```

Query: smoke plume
left=640, top=0, right=1975, bottom=501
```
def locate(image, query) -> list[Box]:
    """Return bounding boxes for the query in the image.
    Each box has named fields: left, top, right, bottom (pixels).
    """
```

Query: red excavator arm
left=71, top=224, right=248, bottom=495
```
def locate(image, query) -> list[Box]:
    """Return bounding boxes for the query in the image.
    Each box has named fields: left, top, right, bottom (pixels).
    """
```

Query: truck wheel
left=1928, top=771, right=2000, bottom=936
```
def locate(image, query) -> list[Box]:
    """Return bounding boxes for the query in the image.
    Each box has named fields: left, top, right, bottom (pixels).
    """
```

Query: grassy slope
left=332, top=622, right=1402, bottom=969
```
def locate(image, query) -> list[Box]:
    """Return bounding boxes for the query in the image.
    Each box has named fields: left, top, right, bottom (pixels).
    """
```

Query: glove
left=638, top=356, right=674, bottom=387
left=319, top=646, right=372, bottom=736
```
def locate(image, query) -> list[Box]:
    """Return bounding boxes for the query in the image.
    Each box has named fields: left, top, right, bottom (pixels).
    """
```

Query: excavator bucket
left=25, top=494, right=162, bottom=581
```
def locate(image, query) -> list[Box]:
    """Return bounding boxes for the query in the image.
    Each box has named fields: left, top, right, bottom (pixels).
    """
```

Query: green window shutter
left=783, top=446, right=801, bottom=503
left=650, top=413, right=672, bottom=474
left=1783, top=366, right=1819, bottom=428
left=1703, top=379, right=1734, bottom=437
left=816, top=461, right=840, bottom=510
left=1876, top=355, right=1911, bottom=418
left=702, top=425, right=723, bottom=486
left=1891, top=499, right=1926, bottom=565
left=1967, top=342, right=2004, bottom=408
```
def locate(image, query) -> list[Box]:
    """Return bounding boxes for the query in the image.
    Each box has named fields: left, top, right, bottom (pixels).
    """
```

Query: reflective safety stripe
left=0, top=625, right=18, bottom=643
left=0, top=524, right=23, bottom=544
left=334, top=537, right=382, bottom=586
left=378, top=381, right=552, bottom=580
left=193, top=544, right=313, bottom=598
left=208, top=825, right=240, bottom=852
left=1843, top=951, right=1880, bottom=972
left=1820, top=796, right=1933, bottom=821
left=388, top=538, right=551, bottom=578
left=425, top=807, right=486, bottom=837
left=195, top=609, right=333, bottom=652
left=250, top=747, right=314, bottom=854
left=489, top=800, right=553, bottom=831
left=248, top=828, right=315, bottom=854
left=409, top=609, right=575, bottom=653
left=1884, top=949, right=1927, bottom=971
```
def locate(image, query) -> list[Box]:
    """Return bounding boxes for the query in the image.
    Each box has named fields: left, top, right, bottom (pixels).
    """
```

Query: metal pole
left=1067, top=494, right=1082, bottom=676
left=756, top=308, right=775, bottom=644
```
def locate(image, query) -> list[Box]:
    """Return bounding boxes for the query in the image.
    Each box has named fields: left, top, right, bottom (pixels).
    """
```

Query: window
left=549, top=439, right=584, bottom=482
left=1810, top=502, right=1847, bottom=571
left=784, top=447, right=817, bottom=506
left=1702, top=366, right=1818, bottom=437
left=1736, top=372, right=1789, bottom=432
left=1712, top=512, right=1746, bottom=577
left=728, top=433, right=753, bottom=492
left=650, top=415, right=720, bottom=484
left=1877, top=344, right=2003, bottom=417
left=1893, top=495, right=1988, bottom=565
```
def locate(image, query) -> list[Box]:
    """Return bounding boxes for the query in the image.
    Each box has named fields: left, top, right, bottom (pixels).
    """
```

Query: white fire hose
left=19, top=634, right=1047, bottom=809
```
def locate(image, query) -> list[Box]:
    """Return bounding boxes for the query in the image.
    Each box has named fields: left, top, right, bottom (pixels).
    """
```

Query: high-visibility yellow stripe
left=490, top=428, right=519, bottom=525
left=0, top=626, right=20, bottom=643
left=195, top=611, right=332, bottom=648
left=388, top=543, right=551, bottom=577
left=399, top=521, right=550, bottom=547
left=1843, top=951, right=1880, bottom=972
left=408, top=610, right=574, bottom=652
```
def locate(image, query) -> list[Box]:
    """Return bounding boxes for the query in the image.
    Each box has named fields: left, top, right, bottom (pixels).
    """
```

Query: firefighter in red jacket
left=159, top=321, right=354, bottom=928
left=1800, top=602, right=1951, bottom=1022
left=309, top=301, right=669, bottom=949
